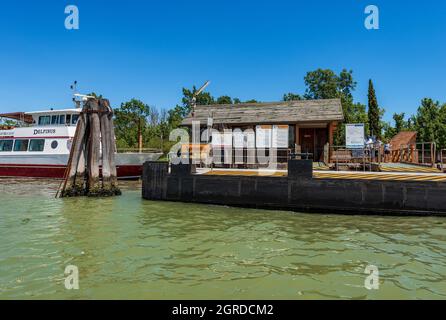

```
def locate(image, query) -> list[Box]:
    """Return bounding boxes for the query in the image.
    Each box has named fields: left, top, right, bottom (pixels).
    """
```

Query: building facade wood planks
left=181, top=98, right=344, bottom=164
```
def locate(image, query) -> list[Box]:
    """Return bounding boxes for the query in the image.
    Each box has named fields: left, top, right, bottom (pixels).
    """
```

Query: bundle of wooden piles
left=59, top=98, right=121, bottom=197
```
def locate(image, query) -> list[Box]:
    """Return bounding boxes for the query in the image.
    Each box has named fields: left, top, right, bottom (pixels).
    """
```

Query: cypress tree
left=368, top=79, right=381, bottom=139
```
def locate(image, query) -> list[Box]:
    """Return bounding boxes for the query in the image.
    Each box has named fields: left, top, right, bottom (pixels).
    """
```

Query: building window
left=51, top=141, right=59, bottom=149
left=38, top=116, right=51, bottom=126
left=29, top=139, right=45, bottom=152
left=67, top=139, right=72, bottom=151
left=13, top=139, right=29, bottom=152
left=0, top=140, right=13, bottom=152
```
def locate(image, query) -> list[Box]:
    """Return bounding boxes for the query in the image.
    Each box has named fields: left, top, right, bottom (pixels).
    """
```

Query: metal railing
left=441, top=149, right=446, bottom=171
left=173, top=144, right=295, bottom=169
left=329, top=145, right=374, bottom=171
left=392, top=142, right=436, bottom=166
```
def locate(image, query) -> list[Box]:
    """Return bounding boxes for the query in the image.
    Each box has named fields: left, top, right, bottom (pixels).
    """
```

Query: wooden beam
left=87, top=99, right=101, bottom=196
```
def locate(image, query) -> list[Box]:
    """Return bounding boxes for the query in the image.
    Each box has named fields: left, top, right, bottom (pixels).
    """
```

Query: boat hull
left=0, top=153, right=162, bottom=179
left=0, top=164, right=143, bottom=179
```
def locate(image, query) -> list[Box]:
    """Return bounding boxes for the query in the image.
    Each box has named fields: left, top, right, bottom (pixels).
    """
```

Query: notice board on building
left=256, top=125, right=272, bottom=148
left=346, top=123, right=365, bottom=148
left=272, top=125, right=289, bottom=148
left=233, top=129, right=245, bottom=148
left=256, top=125, right=289, bottom=148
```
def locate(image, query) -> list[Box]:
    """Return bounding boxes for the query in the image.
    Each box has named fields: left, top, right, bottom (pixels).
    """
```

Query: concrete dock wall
left=142, top=161, right=446, bottom=216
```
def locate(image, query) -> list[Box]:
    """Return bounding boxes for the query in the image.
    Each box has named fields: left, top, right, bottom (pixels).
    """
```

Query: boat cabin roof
left=25, top=108, right=81, bottom=115
left=1, top=108, right=81, bottom=127
left=0, top=112, right=34, bottom=124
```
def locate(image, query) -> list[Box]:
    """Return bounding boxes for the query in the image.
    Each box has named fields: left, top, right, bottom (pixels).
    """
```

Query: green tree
left=382, top=122, right=395, bottom=142
left=216, top=95, right=233, bottom=104
left=167, top=105, right=187, bottom=129
left=283, top=93, right=302, bottom=101
left=232, top=98, right=260, bottom=104
left=367, top=79, right=381, bottom=139
left=439, top=104, right=446, bottom=149
left=167, top=85, right=215, bottom=129
left=0, top=119, right=18, bottom=127
left=303, top=69, right=357, bottom=100
left=301, top=68, right=364, bottom=145
left=412, top=98, right=446, bottom=148
left=182, top=86, right=215, bottom=110
left=114, top=99, right=150, bottom=149
left=393, top=113, right=407, bottom=133
left=304, top=69, right=339, bottom=100
left=382, top=113, right=408, bottom=142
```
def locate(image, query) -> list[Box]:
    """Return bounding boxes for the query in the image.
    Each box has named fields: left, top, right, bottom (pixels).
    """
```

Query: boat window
left=66, top=114, right=71, bottom=125
left=38, top=116, right=51, bottom=126
left=51, top=115, right=59, bottom=125
left=59, top=115, right=65, bottom=125
left=72, top=114, right=79, bottom=125
left=13, top=139, right=29, bottom=152
left=51, top=141, right=58, bottom=149
left=0, top=140, right=13, bottom=152
left=29, top=139, right=45, bottom=152
left=67, top=139, right=72, bottom=151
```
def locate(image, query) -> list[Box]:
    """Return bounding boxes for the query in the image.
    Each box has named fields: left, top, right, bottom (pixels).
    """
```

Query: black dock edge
left=142, top=160, right=446, bottom=217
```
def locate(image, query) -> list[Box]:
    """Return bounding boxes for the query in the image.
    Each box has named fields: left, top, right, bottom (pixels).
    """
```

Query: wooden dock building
left=181, top=98, right=343, bottom=165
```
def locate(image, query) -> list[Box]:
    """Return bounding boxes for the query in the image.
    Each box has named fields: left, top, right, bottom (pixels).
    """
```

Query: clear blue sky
left=1, top=0, right=445, bottom=122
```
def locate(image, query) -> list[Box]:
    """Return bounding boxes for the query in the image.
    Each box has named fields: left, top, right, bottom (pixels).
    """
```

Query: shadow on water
left=0, top=178, right=445, bottom=299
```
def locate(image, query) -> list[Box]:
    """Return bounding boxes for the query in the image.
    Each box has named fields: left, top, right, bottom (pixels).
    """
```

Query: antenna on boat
left=71, top=81, right=81, bottom=109
left=71, top=81, right=95, bottom=108
left=74, top=94, right=95, bottom=101
left=70, top=80, right=78, bottom=93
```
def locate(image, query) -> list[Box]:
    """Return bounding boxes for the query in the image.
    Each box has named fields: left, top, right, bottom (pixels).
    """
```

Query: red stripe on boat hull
left=0, top=164, right=142, bottom=179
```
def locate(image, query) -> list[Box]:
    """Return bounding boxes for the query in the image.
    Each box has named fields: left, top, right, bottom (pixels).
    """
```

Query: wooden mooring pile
left=57, top=98, right=121, bottom=198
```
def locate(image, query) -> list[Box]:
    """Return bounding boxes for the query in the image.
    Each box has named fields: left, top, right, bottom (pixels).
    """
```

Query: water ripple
left=0, top=178, right=445, bottom=299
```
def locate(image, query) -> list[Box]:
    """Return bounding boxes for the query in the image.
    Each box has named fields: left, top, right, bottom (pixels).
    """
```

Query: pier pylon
left=57, top=98, right=121, bottom=197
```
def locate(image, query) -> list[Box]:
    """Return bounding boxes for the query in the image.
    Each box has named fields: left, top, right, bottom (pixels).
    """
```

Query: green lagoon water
left=0, top=178, right=445, bottom=299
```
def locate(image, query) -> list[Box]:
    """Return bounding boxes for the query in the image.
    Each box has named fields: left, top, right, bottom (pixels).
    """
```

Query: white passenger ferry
left=0, top=107, right=161, bottom=179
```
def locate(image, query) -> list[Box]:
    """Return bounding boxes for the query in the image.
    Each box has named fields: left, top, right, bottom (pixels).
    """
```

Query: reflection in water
left=0, top=178, right=445, bottom=299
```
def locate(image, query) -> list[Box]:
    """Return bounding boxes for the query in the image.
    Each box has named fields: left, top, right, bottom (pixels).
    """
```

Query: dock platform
left=143, top=161, right=446, bottom=217
left=198, top=168, right=446, bottom=182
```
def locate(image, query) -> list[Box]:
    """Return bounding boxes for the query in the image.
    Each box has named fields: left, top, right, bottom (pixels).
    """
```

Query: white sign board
left=272, top=125, right=288, bottom=148
left=256, top=125, right=272, bottom=148
left=346, top=124, right=365, bottom=148
left=223, top=130, right=233, bottom=147
left=246, top=130, right=255, bottom=148
left=211, top=130, right=233, bottom=147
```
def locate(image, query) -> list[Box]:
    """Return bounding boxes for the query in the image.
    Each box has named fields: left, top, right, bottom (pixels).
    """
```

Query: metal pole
left=432, top=142, right=436, bottom=167
left=422, top=143, right=425, bottom=164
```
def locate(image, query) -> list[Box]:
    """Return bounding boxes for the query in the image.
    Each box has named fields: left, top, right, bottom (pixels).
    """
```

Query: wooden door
left=315, top=128, right=328, bottom=161
left=299, top=128, right=314, bottom=159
